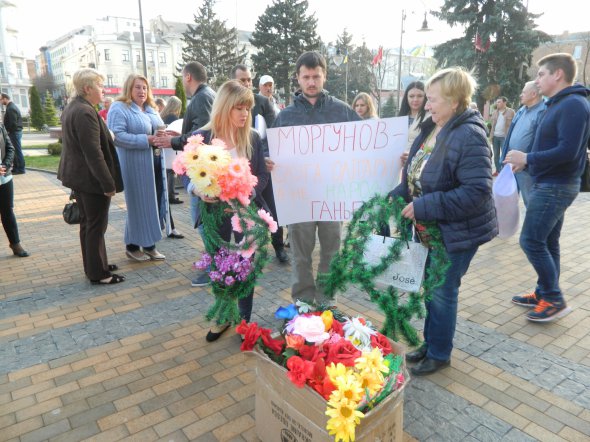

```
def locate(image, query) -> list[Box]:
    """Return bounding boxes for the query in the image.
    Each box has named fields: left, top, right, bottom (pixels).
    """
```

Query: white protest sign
left=267, top=117, right=408, bottom=225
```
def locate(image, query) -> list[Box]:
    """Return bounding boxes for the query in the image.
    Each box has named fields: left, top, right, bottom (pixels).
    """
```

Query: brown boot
left=9, top=243, right=29, bottom=257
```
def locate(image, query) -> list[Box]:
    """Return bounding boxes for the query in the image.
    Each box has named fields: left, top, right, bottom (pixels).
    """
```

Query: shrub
left=47, top=142, right=62, bottom=156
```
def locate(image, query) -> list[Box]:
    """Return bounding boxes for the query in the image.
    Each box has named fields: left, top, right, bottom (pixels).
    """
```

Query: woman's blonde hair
left=116, top=74, right=156, bottom=108
left=426, top=67, right=477, bottom=115
left=72, top=68, right=105, bottom=98
left=202, top=80, right=255, bottom=159
left=160, top=96, right=182, bottom=120
left=352, top=92, right=377, bottom=119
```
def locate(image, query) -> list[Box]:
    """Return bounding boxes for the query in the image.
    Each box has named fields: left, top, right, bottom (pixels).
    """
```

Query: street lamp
left=397, top=10, right=431, bottom=111
left=332, top=49, right=349, bottom=103
left=137, top=0, right=148, bottom=76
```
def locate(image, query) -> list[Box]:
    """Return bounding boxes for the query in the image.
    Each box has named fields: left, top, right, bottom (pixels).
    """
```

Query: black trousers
left=76, top=190, right=111, bottom=281
left=0, top=180, right=20, bottom=245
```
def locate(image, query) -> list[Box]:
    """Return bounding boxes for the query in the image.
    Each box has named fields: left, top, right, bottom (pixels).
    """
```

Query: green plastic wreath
left=320, top=195, right=449, bottom=346
left=199, top=200, right=271, bottom=325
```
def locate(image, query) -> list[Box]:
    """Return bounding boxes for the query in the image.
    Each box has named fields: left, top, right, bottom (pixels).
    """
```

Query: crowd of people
left=4, top=50, right=588, bottom=375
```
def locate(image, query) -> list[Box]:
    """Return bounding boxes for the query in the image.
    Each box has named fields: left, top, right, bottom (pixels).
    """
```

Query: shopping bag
left=493, top=164, right=519, bottom=239
left=363, top=234, right=429, bottom=292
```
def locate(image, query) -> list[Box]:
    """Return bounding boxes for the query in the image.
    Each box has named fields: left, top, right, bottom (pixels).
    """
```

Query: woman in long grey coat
left=107, top=74, right=165, bottom=261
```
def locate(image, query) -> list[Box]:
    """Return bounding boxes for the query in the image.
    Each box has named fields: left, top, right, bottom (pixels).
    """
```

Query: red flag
left=372, top=46, right=383, bottom=66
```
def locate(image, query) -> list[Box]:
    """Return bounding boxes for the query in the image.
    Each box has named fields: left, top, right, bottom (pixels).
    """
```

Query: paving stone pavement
left=0, top=170, right=589, bottom=441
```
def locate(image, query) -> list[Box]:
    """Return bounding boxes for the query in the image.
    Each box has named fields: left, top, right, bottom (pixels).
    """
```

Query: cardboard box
left=253, top=340, right=407, bottom=442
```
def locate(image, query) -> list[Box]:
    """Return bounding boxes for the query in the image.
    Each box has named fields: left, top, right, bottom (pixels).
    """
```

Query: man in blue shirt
left=500, top=81, right=545, bottom=206
left=505, top=53, right=590, bottom=322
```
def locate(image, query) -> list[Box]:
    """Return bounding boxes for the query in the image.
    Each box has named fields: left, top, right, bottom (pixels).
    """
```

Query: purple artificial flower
left=193, top=253, right=212, bottom=271
left=209, top=271, right=222, bottom=282
left=225, top=275, right=235, bottom=286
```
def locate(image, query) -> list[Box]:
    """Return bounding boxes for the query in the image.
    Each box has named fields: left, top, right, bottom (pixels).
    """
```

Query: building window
left=104, top=49, right=111, bottom=61
left=573, top=45, right=582, bottom=60
left=151, top=76, right=156, bottom=86
left=122, top=49, right=130, bottom=62
left=161, top=76, right=168, bottom=87
left=159, top=52, right=166, bottom=64
left=19, top=89, right=28, bottom=108
left=148, top=50, right=154, bottom=63
left=107, top=75, right=114, bottom=87
left=16, top=63, right=23, bottom=79
left=136, top=50, right=142, bottom=62
left=0, top=62, right=4, bottom=78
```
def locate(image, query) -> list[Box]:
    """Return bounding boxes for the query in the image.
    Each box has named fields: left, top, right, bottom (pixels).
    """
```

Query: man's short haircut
left=524, top=81, right=540, bottom=94
left=1, top=93, right=10, bottom=100
left=295, top=51, right=327, bottom=75
left=230, top=64, right=249, bottom=78
left=537, top=53, right=577, bottom=84
left=183, top=61, right=207, bottom=83
left=497, top=96, right=508, bottom=102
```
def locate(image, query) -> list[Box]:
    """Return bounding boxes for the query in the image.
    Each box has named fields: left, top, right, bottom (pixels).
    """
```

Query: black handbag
left=580, top=151, right=590, bottom=192
left=63, top=191, right=80, bottom=224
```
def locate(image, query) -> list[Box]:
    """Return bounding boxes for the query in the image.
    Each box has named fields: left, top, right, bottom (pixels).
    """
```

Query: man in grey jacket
left=272, top=51, right=360, bottom=305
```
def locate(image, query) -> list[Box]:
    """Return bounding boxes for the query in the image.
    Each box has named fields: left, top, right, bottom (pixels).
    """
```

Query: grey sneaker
left=191, top=272, right=210, bottom=287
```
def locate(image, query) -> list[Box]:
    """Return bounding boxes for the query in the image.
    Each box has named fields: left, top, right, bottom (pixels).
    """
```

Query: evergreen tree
left=250, top=0, right=321, bottom=104
left=175, top=76, right=187, bottom=117
left=29, top=86, right=44, bottom=130
left=381, top=94, right=396, bottom=118
left=181, top=0, right=248, bottom=87
left=433, top=0, right=551, bottom=107
left=43, top=91, right=60, bottom=126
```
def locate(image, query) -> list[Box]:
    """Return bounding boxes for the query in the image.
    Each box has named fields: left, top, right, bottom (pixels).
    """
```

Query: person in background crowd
left=98, top=97, right=113, bottom=121
left=0, top=122, right=29, bottom=258
left=505, top=53, right=590, bottom=322
left=153, top=61, right=216, bottom=287
left=399, top=81, right=428, bottom=150
left=58, top=68, right=124, bottom=282
left=352, top=92, right=378, bottom=120
left=258, top=74, right=281, bottom=115
left=272, top=51, right=360, bottom=305
left=393, top=67, right=497, bottom=376
left=1, top=93, right=25, bottom=174
left=160, top=96, right=184, bottom=205
left=155, top=97, right=166, bottom=113
left=500, top=81, right=545, bottom=207
left=107, top=74, right=166, bottom=262
left=490, top=96, right=515, bottom=176
left=185, top=80, right=269, bottom=342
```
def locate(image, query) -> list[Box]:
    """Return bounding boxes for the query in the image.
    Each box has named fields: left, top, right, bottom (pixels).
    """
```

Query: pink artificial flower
left=287, top=315, right=330, bottom=343
left=210, top=138, right=227, bottom=148
left=172, top=153, right=187, bottom=175
left=231, top=215, right=255, bottom=234
left=186, top=134, right=205, bottom=146
left=258, top=209, right=278, bottom=233
left=238, top=237, right=257, bottom=259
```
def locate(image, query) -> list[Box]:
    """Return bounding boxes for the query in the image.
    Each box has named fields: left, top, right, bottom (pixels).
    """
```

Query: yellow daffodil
left=321, top=310, right=334, bottom=331
left=354, top=347, right=389, bottom=376
left=326, top=397, right=364, bottom=442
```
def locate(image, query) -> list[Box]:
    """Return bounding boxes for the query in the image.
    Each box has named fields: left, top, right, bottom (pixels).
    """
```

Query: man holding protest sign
left=271, top=51, right=360, bottom=305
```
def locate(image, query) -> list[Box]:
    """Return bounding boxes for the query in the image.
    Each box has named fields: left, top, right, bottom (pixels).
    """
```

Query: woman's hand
left=104, top=190, right=116, bottom=197
left=265, top=157, right=275, bottom=172
left=401, top=202, right=415, bottom=221
left=400, top=151, right=409, bottom=167
left=0, top=165, right=6, bottom=176
left=192, top=187, right=218, bottom=203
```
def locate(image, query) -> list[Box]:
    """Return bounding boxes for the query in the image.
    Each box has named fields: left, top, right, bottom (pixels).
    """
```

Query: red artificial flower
left=299, top=344, right=324, bottom=362
left=370, top=333, right=393, bottom=356
left=238, top=321, right=262, bottom=351
left=260, top=329, right=285, bottom=355
left=286, top=356, right=314, bottom=388
left=306, top=357, right=337, bottom=399
left=325, top=339, right=362, bottom=367
left=285, top=334, right=305, bottom=351
left=330, top=320, right=344, bottom=337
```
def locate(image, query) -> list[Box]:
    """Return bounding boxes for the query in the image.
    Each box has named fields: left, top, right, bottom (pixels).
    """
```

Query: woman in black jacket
left=0, top=125, right=28, bottom=257
left=390, top=67, right=498, bottom=376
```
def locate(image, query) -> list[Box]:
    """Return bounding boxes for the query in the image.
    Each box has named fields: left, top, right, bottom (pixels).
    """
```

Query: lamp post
left=137, top=0, right=148, bottom=76
left=332, top=49, right=348, bottom=103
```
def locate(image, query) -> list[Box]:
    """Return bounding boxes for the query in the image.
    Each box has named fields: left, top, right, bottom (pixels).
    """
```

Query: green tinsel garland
left=320, top=195, right=449, bottom=346
left=199, top=200, right=271, bottom=325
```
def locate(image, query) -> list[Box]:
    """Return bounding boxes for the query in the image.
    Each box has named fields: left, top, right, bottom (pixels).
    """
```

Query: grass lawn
left=23, top=143, right=51, bottom=149
left=26, top=155, right=60, bottom=172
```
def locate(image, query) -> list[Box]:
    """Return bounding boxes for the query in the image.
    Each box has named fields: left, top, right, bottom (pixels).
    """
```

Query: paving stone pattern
left=0, top=171, right=588, bottom=441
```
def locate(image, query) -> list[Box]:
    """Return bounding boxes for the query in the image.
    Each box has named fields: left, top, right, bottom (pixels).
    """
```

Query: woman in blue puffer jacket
left=390, top=67, right=498, bottom=376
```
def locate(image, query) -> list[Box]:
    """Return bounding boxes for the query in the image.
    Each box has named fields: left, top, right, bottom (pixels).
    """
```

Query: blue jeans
left=519, top=182, right=579, bottom=303
left=424, top=246, right=478, bottom=361
left=9, top=131, right=25, bottom=173
left=492, top=136, right=505, bottom=173
left=515, top=170, right=533, bottom=207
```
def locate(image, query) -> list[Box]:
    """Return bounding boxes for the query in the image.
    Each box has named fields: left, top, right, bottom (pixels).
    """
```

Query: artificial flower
left=260, top=329, right=285, bottom=355
left=237, top=237, right=257, bottom=259
left=230, top=214, right=255, bottom=234
left=275, top=304, right=298, bottom=320
left=236, top=320, right=261, bottom=351
left=286, top=315, right=330, bottom=343
left=369, top=332, right=392, bottom=356
left=308, top=358, right=336, bottom=400
left=298, top=344, right=324, bottom=362
left=295, top=300, right=312, bottom=313
left=286, top=356, right=313, bottom=388
left=285, top=334, right=305, bottom=351
left=354, top=370, right=384, bottom=397
left=329, top=374, right=364, bottom=404
left=343, top=317, right=376, bottom=350
left=326, top=362, right=351, bottom=385
left=257, top=208, right=278, bottom=233
left=331, top=319, right=345, bottom=337
left=325, top=397, right=364, bottom=442
left=354, top=348, right=389, bottom=377
left=325, top=339, right=362, bottom=368
left=321, top=310, right=334, bottom=331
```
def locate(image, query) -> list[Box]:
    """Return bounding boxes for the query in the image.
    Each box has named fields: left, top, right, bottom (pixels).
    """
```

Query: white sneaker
left=126, top=249, right=149, bottom=262
left=144, top=249, right=165, bottom=260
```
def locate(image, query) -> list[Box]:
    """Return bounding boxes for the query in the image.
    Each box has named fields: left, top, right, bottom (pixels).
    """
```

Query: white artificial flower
left=343, top=317, right=376, bottom=350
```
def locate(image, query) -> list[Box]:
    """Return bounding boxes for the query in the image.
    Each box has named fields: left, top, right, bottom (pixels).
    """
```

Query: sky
left=9, top=0, right=589, bottom=59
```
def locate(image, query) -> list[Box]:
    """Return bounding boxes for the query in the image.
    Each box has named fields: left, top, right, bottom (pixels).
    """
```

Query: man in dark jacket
left=230, top=64, right=290, bottom=263
left=505, top=53, right=590, bottom=322
left=272, top=51, right=360, bottom=305
left=1, top=93, right=24, bottom=174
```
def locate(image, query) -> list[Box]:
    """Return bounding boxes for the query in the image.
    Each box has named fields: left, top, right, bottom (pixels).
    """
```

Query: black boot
left=406, top=344, right=427, bottom=363
left=411, top=357, right=450, bottom=376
